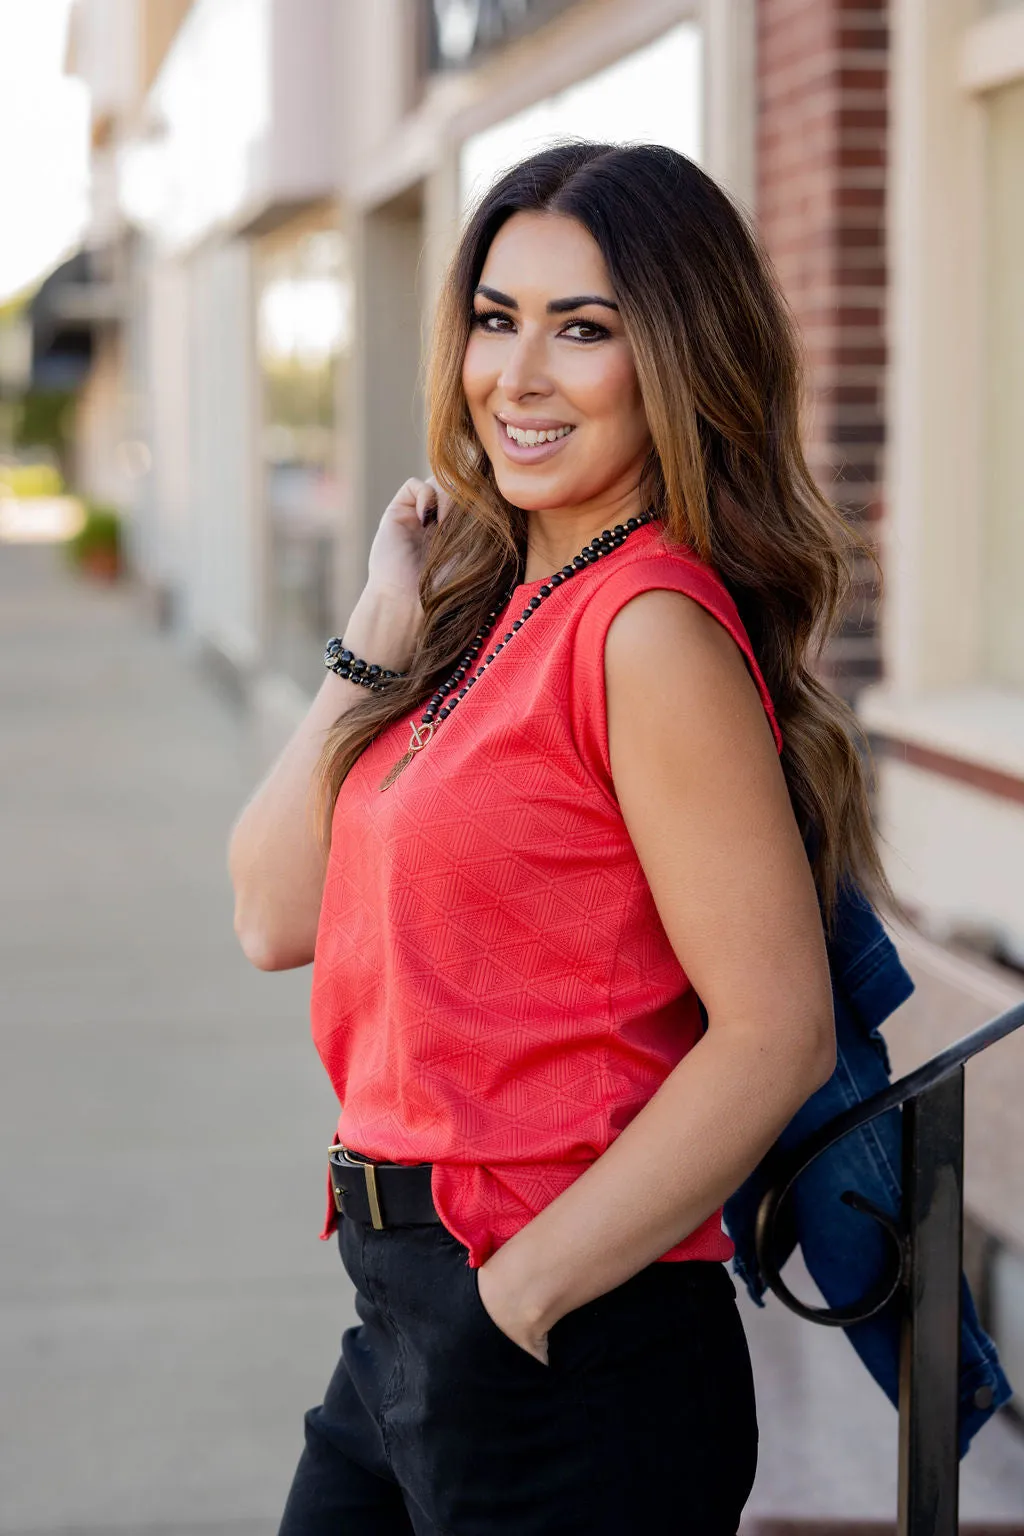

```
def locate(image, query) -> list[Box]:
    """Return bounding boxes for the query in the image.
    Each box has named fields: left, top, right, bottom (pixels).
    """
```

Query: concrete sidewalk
left=1, top=543, right=1021, bottom=1533
left=0, top=545, right=339, bottom=1535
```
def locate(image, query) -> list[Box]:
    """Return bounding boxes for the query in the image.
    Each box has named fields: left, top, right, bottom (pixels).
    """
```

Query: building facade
left=67, top=0, right=339, bottom=684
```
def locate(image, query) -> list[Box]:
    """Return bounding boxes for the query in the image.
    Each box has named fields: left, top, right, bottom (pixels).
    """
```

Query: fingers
left=424, top=473, right=452, bottom=527
left=413, top=478, right=438, bottom=527
left=392, top=475, right=450, bottom=528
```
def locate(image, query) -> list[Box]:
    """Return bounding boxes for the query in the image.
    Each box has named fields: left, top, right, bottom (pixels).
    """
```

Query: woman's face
left=462, top=211, right=652, bottom=514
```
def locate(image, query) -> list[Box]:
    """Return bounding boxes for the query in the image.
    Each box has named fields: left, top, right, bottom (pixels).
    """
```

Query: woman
left=229, top=142, right=892, bottom=1535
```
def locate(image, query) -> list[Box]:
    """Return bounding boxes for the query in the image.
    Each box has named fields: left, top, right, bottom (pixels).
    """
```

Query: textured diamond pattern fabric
left=311, top=520, right=783, bottom=1267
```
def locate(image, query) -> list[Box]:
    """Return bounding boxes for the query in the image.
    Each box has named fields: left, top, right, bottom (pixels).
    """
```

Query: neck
left=522, top=487, right=647, bottom=583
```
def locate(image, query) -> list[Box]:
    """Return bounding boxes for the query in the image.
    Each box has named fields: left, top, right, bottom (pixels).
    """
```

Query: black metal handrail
left=753, top=999, right=1024, bottom=1536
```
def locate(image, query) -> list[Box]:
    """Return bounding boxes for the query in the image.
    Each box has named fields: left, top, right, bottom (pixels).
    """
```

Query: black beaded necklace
left=378, top=508, right=658, bottom=791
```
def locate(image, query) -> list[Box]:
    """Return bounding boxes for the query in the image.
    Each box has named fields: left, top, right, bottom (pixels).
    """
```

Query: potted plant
left=65, top=503, right=123, bottom=581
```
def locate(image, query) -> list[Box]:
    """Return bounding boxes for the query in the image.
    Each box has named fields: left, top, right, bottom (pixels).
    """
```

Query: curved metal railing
left=755, top=1000, right=1024, bottom=1325
left=751, top=998, right=1024, bottom=1536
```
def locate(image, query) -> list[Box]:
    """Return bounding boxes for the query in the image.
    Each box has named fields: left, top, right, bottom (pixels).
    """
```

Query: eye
left=561, top=318, right=610, bottom=343
left=469, top=309, right=611, bottom=342
left=471, top=307, right=515, bottom=332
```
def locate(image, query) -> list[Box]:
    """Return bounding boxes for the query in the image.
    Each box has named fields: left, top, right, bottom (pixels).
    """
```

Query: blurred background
left=1, top=1, right=1023, bottom=1531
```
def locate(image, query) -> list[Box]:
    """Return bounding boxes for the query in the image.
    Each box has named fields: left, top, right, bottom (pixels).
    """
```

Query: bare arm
left=228, top=477, right=449, bottom=971
left=477, top=588, right=836, bottom=1360
left=227, top=588, right=422, bottom=971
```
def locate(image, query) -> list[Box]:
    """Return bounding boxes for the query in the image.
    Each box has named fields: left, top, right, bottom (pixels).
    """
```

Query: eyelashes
left=470, top=308, right=511, bottom=331
left=470, top=308, right=611, bottom=343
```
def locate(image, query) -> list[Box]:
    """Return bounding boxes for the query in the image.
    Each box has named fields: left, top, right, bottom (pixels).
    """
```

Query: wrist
left=343, top=586, right=422, bottom=673
left=485, top=1226, right=576, bottom=1336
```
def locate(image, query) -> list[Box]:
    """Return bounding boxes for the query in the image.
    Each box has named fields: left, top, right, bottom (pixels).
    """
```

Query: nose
left=497, top=326, right=553, bottom=401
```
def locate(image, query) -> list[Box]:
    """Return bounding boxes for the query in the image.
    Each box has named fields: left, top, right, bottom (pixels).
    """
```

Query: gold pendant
left=378, top=719, right=435, bottom=792
left=378, top=750, right=413, bottom=791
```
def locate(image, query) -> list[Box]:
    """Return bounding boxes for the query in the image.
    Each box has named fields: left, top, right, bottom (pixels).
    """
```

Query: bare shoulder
left=604, top=586, right=776, bottom=762
left=605, top=583, right=734, bottom=649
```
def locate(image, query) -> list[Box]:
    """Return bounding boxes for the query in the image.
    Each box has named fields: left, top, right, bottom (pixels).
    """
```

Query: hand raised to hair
left=365, top=474, right=455, bottom=612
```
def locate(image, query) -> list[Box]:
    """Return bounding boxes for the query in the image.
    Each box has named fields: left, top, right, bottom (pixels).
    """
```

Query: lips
left=494, top=415, right=576, bottom=466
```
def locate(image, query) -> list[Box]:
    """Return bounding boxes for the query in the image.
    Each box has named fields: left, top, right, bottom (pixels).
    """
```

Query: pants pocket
left=384, top=1229, right=592, bottom=1534
left=468, top=1263, right=556, bottom=1371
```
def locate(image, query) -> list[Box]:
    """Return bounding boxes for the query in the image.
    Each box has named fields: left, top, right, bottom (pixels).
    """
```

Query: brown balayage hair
left=315, top=141, right=895, bottom=935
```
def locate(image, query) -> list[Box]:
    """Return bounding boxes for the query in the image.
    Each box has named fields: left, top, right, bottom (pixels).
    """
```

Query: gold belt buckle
left=328, top=1142, right=385, bottom=1230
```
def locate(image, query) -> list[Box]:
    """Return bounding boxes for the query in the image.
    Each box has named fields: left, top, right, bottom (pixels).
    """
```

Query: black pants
left=278, top=1215, right=758, bottom=1535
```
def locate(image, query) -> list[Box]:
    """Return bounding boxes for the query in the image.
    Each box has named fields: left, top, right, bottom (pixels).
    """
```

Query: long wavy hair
left=314, top=141, right=895, bottom=935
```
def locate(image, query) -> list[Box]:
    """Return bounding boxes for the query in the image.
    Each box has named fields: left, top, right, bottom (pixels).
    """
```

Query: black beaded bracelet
left=324, top=637, right=407, bottom=692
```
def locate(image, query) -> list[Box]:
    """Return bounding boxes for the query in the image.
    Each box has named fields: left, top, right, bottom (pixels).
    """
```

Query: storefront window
left=428, top=0, right=578, bottom=71
left=256, top=215, right=351, bottom=693
left=459, top=22, right=702, bottom=206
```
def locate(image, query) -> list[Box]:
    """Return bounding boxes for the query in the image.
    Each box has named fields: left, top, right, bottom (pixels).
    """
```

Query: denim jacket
left=720, top=880, right=1013, bottom=1458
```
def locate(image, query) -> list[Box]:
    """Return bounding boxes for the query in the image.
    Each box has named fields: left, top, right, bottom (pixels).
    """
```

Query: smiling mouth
left=501, top=421, right=575, bottom=447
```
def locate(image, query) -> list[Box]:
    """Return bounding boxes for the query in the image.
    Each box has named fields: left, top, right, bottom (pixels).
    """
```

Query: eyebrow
left=474, top=284, right=619, bottom=314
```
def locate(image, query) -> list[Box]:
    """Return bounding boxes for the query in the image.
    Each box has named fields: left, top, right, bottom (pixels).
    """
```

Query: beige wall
left=142, top=253, right=191, bottom=600
left=72, top=329, right=137, bottom=511
left=185, top=239, right=259, bottom=669
left=878, top=0, right=1024, bottom=698
left=341, top=186, right=428, bottom=628
left=982, top=75, right=1024, bottom=688
left=860, top=0, right=1024, bottom=964
left=886, top=924, right=1024, bottom=1254
left=139, top=0, right=194, bottom=94
left=68, top=0, right=141, bottom=127
left=880, top=0, right=985, bottom=697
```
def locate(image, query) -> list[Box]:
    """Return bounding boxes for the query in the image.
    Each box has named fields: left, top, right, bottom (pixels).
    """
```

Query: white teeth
left=504, top=423, right=573, bottom=446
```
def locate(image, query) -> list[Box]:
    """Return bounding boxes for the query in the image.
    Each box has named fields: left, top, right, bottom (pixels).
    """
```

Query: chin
left=492, top=469, right=585, bottom=510
left=495, top=482, right=565, bottom=511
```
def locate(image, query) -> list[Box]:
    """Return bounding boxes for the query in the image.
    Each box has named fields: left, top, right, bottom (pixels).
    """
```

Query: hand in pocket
left=474, top=1260, right=552, bottom=1367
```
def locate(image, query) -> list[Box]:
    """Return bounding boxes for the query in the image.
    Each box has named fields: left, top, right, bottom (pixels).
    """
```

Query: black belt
left=328, top=1143, right=441, bottom=1229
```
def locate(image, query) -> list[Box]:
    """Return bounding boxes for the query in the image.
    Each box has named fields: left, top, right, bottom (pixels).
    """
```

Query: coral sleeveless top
left=311, top=519, right=783, bottom=1267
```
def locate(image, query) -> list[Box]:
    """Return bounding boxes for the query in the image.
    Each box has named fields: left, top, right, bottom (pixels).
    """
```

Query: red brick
left=835, top=224, right=885, bottom=247
left=834, top=184, right=886, bottom=208
left=834, top=66, right=887, bottom=90
left=838, top=27, right=889, bottom=50
left=837, top=106, right=888, bottom=130
left=756, top=0, right=890, bottom=697
left=834, top=343, right=887, bottom=366
left=836, top=144, right=886, bottom=168
left=828, top=382, right=877, bottom=403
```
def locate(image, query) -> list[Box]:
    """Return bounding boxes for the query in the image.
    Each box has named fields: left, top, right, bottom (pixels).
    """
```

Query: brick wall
left=756, top=0, right=889, bottom=697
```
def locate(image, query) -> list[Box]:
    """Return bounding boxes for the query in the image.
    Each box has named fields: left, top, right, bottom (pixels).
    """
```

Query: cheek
left=575, top=347, right=647, bottom=438
left=461, top=337, right=492, bottom=408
